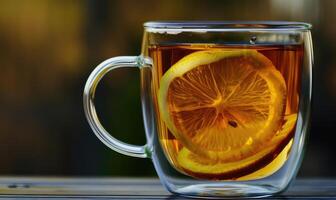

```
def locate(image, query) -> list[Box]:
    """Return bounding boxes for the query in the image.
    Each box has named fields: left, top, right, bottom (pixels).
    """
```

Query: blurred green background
left=0, top=0, right=334, bottom=177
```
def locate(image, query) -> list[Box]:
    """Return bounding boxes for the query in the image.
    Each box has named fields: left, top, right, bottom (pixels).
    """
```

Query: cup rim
left=144, top=21, right=312, bottom=31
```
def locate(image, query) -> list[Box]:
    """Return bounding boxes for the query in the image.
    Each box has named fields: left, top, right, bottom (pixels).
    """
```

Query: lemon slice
left=158, top=49, right=286, bottom=161
left=177, top=114, right=297, bottom=180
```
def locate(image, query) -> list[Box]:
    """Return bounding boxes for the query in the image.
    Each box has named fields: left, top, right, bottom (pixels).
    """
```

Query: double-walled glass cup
left=83, top=21, right=312, bottom=198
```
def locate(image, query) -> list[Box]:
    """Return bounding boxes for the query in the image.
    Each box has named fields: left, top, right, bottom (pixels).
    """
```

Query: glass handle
left=83, top=56, right=150, bottom=158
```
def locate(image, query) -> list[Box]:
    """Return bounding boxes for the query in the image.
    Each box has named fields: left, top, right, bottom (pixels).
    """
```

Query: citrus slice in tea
left=158, top=49, right=287, bottom=161
left=177, top=114, right=297, bottom=180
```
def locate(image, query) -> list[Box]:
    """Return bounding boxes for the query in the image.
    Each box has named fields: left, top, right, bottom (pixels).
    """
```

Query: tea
left=150, top=44, right=303, bottom=180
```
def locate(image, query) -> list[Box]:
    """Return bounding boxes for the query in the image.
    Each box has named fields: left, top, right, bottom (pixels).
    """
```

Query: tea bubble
left=250, top=36, right=257, bottom=44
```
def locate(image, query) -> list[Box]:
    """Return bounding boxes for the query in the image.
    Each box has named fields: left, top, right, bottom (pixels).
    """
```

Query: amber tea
left=150, top=44, right=303, bottom=180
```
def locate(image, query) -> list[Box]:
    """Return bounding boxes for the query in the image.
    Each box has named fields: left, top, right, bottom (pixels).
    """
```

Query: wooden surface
left=0, top=177, right=333, bottom=199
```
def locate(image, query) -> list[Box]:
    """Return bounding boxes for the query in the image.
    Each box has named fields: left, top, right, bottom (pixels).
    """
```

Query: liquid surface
left=150, top=44, right=303, bottom=180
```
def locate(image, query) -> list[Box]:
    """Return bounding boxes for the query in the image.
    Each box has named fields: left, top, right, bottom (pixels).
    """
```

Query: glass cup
left=83, top=21, right=312, bottom=198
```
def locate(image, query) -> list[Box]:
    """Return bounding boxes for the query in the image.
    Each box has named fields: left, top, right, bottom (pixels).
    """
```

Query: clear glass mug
left=83, top=21, right=312, bottom=198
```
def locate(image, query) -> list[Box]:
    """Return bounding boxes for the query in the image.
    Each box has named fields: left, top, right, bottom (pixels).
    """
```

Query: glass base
left=170, top=183, right=279, bottom=198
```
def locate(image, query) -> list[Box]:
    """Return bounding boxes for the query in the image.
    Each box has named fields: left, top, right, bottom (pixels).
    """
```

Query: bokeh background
left=0, top=0, right=334, bottom=177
